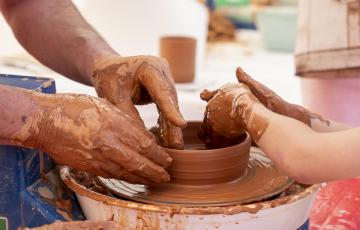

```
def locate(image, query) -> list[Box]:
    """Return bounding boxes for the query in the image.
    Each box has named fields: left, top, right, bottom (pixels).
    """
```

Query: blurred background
left=0, top=0, right=302, bottom=125
left=2, top=0, right=360, bottom=126
left=1, top=0, right=360, bottom=126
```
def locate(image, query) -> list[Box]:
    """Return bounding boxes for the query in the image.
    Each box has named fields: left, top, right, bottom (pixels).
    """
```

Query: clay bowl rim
left=60, top=166, right=320, bottom=215
left=161, top=121, right=250, bottom=185
left=162, top=121, right=251, bottom=155
left=160, top=36, right=197, bottom=43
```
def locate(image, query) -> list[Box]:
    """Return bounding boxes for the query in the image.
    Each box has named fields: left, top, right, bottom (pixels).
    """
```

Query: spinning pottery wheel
left=100, top=122, right=293, bottom=207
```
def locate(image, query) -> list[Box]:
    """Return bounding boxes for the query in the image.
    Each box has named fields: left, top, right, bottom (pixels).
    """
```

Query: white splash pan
left=60, top=166, right=319, bottom=230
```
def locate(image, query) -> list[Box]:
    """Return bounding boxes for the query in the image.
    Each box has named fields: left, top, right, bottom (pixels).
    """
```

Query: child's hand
left=200, top=83, right=269, bottom=147
left=236, top=67, right=326, bottom=126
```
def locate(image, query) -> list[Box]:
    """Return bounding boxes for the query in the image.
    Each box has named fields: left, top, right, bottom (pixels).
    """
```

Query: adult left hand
left=92, top=55, right=186, bottom=149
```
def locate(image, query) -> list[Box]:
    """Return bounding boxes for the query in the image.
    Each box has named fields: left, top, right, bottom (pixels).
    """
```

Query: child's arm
left=236, top=67, right=350, bottom=133
left=310, top=118, right=350, bottom=132
left=201, top=82, right=359, bottom=184
left=259, top=108, right=360, bottom=184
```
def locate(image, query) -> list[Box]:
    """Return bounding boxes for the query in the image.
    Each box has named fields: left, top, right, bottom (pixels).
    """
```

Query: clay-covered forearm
left=0, top=85, right=40, bottom=145
left=0, top=0, right=116, bottom=85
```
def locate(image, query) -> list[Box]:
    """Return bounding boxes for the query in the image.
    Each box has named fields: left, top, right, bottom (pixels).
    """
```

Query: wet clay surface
left=65, top=166, right=316, bottom=216
left=164, top=122, right=250, bottom=186
left=99, top=122, right=293, bottom=207
left=71, top=171, right=110, bottom=195
left=100, top=148, right=293, bottom=207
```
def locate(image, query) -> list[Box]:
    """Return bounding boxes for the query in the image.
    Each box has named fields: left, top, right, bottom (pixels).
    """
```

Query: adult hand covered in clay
left=12, top=92, right=172, bottom=184
left=92, top=55, right=186, bottom=149
left=236, top=67, right=327, bottom=126
left=200, top=83, right=269, bottom=146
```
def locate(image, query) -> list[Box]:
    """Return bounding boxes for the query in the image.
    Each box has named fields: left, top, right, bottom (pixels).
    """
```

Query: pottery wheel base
left=99, top=148, right=294, bottom=207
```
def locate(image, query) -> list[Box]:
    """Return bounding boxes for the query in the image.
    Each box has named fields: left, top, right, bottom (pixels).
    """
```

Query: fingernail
left=152, top=171, right=171, bottom=183
left=162, top=172, right=171, bottom=183
left=174, top=112, right=187, bottom=128
left=165, top=156, right=173, bottom=167
left=179, top=116, right=187, bottom=128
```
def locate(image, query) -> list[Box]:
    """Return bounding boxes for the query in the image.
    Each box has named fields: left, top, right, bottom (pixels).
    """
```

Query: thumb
left=200, top=89, right=219, bottom=102
left=236, top=67, right=255, bottom=85
left=236, top=67, right=271, bottom=100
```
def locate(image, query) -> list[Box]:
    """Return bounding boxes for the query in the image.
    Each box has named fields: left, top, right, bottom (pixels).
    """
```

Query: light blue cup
left=256, top=6, right=298, bottom=52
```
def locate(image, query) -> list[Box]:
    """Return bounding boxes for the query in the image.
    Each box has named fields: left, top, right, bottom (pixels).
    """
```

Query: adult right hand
left=92, top=55, right=186, bottom=149
left=11, top=92, right=172, bottom=185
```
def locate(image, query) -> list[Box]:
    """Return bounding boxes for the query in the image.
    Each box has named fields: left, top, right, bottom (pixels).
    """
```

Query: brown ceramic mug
left=163, top=121, right=250, bottom=186
left=160, top=36, right=197, bottom=83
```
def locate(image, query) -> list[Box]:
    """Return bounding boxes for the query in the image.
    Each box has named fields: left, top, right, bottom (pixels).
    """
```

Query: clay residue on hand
left=200, top=83, right=270, bottom=146
left=11, top=90, right=171, bottom=184
left=200, top=67, right=330, bottom=147
left=153, top=113, right=184, bottom=149
left=91, top=55, right=186, bottom=149
left=236, top=67, right=330, bottom=127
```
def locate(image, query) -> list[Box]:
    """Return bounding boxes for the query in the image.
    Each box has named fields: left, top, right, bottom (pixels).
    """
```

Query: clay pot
left=164, top=121, right=250, bottom=186
left=160, top=36, right=197, bottom=83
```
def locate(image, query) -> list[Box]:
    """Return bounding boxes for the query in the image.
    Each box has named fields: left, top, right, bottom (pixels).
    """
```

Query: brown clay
left=71, top=171, right=111, bottom=195
left=100, top=122, right=293, bottom=207
left=160, top=36, right=196, bottom=83
left=166, top=122, right=250, bottom=185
